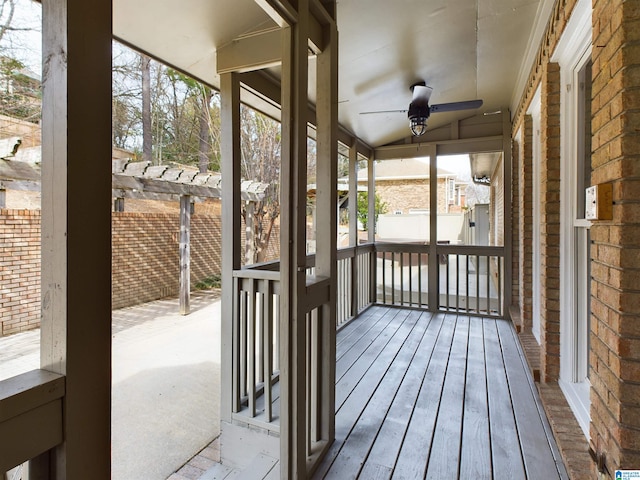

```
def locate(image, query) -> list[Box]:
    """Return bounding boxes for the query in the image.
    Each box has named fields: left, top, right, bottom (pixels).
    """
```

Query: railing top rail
left=436, top=244, right=505, bottom=256
left=233, top=269, right=280, bottom=281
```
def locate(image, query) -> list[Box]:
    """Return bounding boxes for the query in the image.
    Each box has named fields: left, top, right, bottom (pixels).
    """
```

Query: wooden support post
left=367, top=156, right=376, bottom=303
left=0, top=182, right=5, bottom=209
left=280, top=0, right=311, bottom=475
left=39, top=0, right=112, bottom=477
left=315, top=7, right=338, bottom=449
left=503, top=109, right=513, bottom=314
left=348, top=144, right=358, bottom=246
left=179, top=194, right=191, bottom=315
left=348, top=143, right=358, bottom=317
left=428, top=145, right=439, bottom=311
left=220, top=72, right=242, bottom=424
left=367, top=156, right=375, bottom=244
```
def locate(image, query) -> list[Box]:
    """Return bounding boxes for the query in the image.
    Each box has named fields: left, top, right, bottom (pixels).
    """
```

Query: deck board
left=312, top=306, right=568, bottom=480
left=323, top=311, right=430, bottom=479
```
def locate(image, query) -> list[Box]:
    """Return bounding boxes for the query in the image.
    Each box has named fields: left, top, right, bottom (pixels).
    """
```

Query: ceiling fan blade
left=411, top=84, right=433, bottom=103
left=429, top=99, right=483, bottom=113
left=359, top=109, right=408, bottom=115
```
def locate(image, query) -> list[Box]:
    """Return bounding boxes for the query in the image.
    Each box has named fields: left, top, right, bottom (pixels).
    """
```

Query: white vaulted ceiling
left=114, top=0, right=555, bottom=148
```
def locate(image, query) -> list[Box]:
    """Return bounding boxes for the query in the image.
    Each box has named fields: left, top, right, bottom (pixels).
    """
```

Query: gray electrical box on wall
left=585, top=183, right=613, bottom=220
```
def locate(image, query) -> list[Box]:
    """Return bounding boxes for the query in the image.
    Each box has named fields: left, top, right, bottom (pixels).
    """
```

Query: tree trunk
left=198, top=87, right=213, bottom=173
left=141, top=54, right=152, bottom=164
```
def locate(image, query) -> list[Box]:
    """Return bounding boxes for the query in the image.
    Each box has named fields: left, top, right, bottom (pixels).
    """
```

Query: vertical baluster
left=466, top=255, right=470, bottom=313
left=306, top=310, right=312, bottom=455
left=257, top=286, right=264, bottom=385
left=456, top=255, right=460, bottom=312
left=418, top=250, right=423, bottom=308
left=391, top=252, right=396, bottom=305
left=445, top=252, right=450, bottom=311
left=247, top=279, right=256, bottom=417
left=399, top=250, right=404, bottom=305
left=263, top=279, right=273, bottom=422
left=232, top=276, right=241, bottom=412
left=240, top=284, right=247, bottom=402
left=486, top=255, right=491, bottom=315
left=498, top=256, right=503, bottom=316
left=274, top=289, right=280, bottom=372
left=476, top=254, right=481, bottom=314
left=381, top=251, right=386, bottom=304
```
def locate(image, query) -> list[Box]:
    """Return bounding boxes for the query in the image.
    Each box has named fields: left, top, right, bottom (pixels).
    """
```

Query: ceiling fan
left=360, top=82, right=483, bottom=137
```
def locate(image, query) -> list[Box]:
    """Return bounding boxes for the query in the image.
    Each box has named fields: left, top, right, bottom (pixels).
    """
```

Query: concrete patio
left=0, top=290, right=222, bottom=480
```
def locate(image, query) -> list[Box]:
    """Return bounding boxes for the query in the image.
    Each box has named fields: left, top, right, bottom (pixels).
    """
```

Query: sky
left=1, top=0, right=42, bottom=76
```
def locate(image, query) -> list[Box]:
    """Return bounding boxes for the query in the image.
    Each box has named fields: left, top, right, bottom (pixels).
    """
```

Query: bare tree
left=240, top=106, right=281, bottom=263
left=198, top=85, right=213, bottom=173
left=141, top=53, right=152, bottom=163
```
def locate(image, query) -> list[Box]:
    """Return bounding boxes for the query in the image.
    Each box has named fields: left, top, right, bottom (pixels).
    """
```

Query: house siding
left=512, top=0, right=640, bottom=476
left=589, top=0, right=640, bottom=472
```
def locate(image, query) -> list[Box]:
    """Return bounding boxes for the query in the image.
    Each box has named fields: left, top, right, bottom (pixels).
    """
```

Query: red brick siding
left=1, top=211, right=281, bottom=335
left=0, top=209, right=41, bottom=336
left=589, top=0, right=640, bottom=472
left=111, top=213, right=181, bottom=310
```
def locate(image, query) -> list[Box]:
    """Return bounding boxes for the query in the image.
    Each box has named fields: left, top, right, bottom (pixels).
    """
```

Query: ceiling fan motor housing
left=408, top=101, right=430, bottom=136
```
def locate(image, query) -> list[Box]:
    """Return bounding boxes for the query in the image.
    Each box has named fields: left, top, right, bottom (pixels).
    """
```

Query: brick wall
left=539, top=60, right=562, bottom=382
left=589, top=0, right=640, bottom=472
left=375, top=178, right=450, bottom=215
left=511, top=0, right=640, bottom=475
left=111, top=213, right=181, bottom=309
left=0, top=209, right=41, bottom=336
left=517, top=117, right=534, bottom=330
left=2, top=211, right=280, bottom=335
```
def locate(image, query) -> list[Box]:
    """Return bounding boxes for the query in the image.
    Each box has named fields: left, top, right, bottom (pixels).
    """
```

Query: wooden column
left=428, top=145, right=439, bottom=311
left=220, top=72, right=242, bottom=423
left=348, top=143, right=358, bottom=317
left=39, top=0, right=112, bottom=477
left=315, top=8, right=338, bottom=449
left=0, top=182, right=5, bottom=208
left=367, top=155, right=376, bottom=303
left=280, top=1, right=310, bottom=475
left=502, top=109, right=513, bottom=313
left=348, top=144, right=358, bottom=245
left=179, top=194, right=191, bottom=315
left=367, top=156, right=375, bottom=244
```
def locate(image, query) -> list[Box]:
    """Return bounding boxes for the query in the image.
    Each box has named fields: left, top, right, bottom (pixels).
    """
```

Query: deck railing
left=375, top=242, right=505, bottom=317
left=229, top=241, right=504, bottom=433
left=437, top=244, right=505, bottom=317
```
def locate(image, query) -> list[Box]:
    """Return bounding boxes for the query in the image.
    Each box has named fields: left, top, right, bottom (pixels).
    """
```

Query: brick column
left=540, top=61, right=562, bottom=382
left=590, top=0, right=640, bottom=473
left=519, top=116, right=534, bottom=330
left=511, top=126, right=521, bottom=318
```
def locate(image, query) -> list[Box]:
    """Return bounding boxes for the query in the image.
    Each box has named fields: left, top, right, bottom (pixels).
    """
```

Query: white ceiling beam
left=217, top=14, right=324, bottom=75
left=255, top=0, right=298, bottom=27
left=217, top=28, right=283, bottom=75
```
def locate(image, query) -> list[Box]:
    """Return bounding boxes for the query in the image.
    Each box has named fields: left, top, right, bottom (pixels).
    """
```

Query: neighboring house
left=355, top=157, right=468, bottom=215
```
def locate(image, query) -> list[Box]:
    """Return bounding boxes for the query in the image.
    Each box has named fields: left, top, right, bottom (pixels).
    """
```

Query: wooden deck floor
left=312, top=306, right=568, bottom=480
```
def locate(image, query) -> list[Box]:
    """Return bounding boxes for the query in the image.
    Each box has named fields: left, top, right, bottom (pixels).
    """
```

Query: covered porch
left=1, top=0, right=609, bottom=479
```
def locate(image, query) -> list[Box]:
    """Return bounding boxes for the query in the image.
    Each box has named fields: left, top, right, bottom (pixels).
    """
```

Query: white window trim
left=550, top=0, right=592, bottom=438
left=527, top=86, right=542, bottom=344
